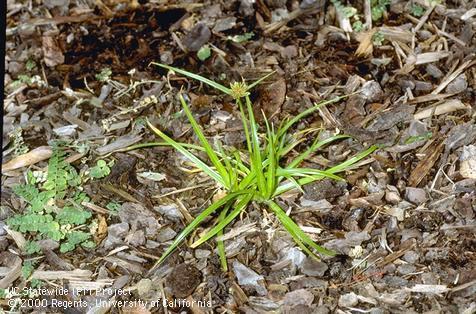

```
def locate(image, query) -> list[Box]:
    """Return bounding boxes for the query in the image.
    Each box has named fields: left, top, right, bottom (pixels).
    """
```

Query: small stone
left=300, top=258, right=328, bottom=277
left=338, top=292, right=359, bottom=308
left=384, top=275, right=408, bottom=287
left=156, top=227, right=177, bottom=242
left=385, top=185, right=401, bottom=204
left=44, top=0, right=69, bottom=8
left=281, top=45, right=298, bottom=59
left=271, top=8, right=289, bottom=22
left=414, top=80, right=433, bottom=91
left=426, top=64, right=443, bottom=78
left=397, top=264, right=417, bottom=275
left=213, top=17, right=236, bottom=32
left=0, top=221, right=6, bottom=236
left=154, top=204, right=183, bottom=222
left=125, top=230, right=145, bottom=246
left=403, top=250, right=419, bottom=264
left=53, top=125, right=77, bottom=137
left=145, top=240, right=161, bottom=249
left=405, top=187, right=427, bottom=204
left=445, top=74, right=467, bottom=94
left=108, top=222, right=129, bottom=237
left=360, top=81, right=384, bottom=102
left=286, top=247, right=306, bottom=267
left=283, top=289, right=314, bottom=307
left=233, top=260, right=267, bottom=296
left=136, top=279, right=153, bottom=298
left=300, top=0, right=322, bottom=10
left=103, top=222, right=129, bottom=249
left=369, top=308, right=385, bottom=314
left=195, top=249, right=211, bottom=259
left=313, top=305, right=330, bottom=314
left=417, top=30, right=432, bottom=40
left=183, top=23, right=211, bottom=52
left=460, top=145, right=476, bottom=179
left=239, top=0, right=255, bottom=16
left=37, top=239, right=59, bottom=251
left=160, top=51, right=173, bottom=64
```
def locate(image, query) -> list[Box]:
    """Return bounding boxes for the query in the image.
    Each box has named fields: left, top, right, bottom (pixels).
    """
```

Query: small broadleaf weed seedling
left=410, top=4, right=424, bottom=17
left=7, top=145, right=96, bottom=253
left=197, top=45, right=212, bottom=61
left=372, top=31, right=385, bottom=46
left=89, top=159, right=112, bottom=179
left=371, top=0, right=391, bottom=21
left=331, top=0, right=358, bottom=18
left=142, top=63, right=377, bottom=272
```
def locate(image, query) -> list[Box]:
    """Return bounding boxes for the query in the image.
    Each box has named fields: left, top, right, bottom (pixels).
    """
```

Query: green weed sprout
left=142, top=63, right=377, bottom=272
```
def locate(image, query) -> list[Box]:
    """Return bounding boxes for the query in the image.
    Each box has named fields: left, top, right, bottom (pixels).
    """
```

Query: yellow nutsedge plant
left=126, top=63, right=378, bottom=273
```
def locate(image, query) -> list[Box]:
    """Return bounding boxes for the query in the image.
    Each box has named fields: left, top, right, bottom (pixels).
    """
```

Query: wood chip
left=2, top=146, right=52, bottom=171
left=96, top=134, right=143, bottom=155
left=414, top=99, right=468, bottom=120
left=31, top=269, right=92, bottom=280
left=103, top=257, right=145, bottom=274
left=4, top=226, right=26, bottom=250
left=407, top=93, right=455, bottom=105
left=407, top=284, right=449, bottom=294
left=216, top=223, right=257, bottom=241
left=68, top=280, right=114, bottom=291
left=355, top=29, right=376, bottom=57
left=0, top=257, right=22, bottom=289
left=461, top=8, right=476, bottom=21
left=432, top=58, right=476, bottom=95
left=379, top=26, right=413, bottom=43
left=375, top=240, right=415, bottom=268
left=408, top=140, right=445, bottom=187
left=42, top=36, right=65, bottom=67
left=415, top=52, right=450, bottom=65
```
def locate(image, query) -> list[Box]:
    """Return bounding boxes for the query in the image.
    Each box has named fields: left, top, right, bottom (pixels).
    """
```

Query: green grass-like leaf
left=151, top=62, right=232, bottom=96
left=155, top=190, right=253, bottom=266
left=179, top=94, right=231, bottom=188
left=137, top=65, right=378, bottom=272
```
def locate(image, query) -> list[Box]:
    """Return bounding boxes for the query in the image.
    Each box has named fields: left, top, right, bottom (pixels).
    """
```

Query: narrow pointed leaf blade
left=152, top=191, right=250, bottom=269
left=151, top=62, right=232, bottom=96
left=147, top=120, right=226, bottom=186
left=268, top=200, right=335, bottom=256
left=179, top=94, right=230, bottom=188
left=326, top=144, right=379, bottom=174
left=287, top=134, right=350, bottom=168
left=191, top=193, right=253, bottom=248
left=247, top=71, right=276, bottom=90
